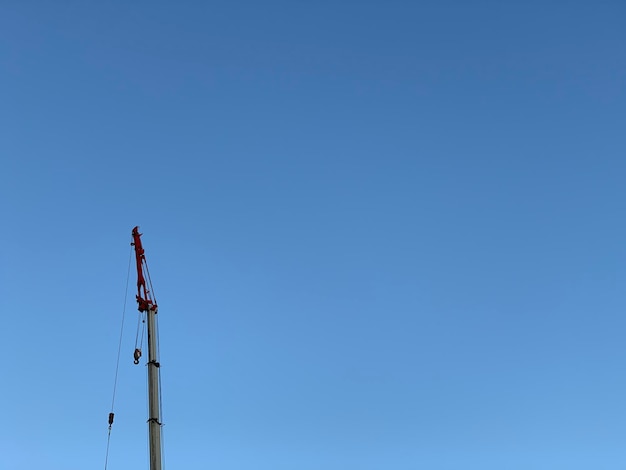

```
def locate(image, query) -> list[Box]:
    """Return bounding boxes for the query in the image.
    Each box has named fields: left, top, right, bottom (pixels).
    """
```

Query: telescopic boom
left=131, top=226, right=163, bottom=470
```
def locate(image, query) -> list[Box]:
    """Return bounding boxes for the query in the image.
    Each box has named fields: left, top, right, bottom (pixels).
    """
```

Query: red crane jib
left=132, top=226, right=155, bottom=312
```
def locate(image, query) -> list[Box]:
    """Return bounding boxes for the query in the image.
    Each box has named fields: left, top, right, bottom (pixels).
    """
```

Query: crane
left=131, top=226, right=163, bottom=470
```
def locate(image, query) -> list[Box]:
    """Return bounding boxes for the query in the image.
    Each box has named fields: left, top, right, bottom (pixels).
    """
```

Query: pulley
left=134, top=348, right=142, bottom=364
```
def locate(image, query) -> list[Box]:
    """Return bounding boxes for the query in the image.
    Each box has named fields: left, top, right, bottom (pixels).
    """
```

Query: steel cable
left=104, top=243, right=132, bottom=470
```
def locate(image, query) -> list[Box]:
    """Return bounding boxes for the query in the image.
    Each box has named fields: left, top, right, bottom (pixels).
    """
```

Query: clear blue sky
left=1, top=1, right=625, bottom=469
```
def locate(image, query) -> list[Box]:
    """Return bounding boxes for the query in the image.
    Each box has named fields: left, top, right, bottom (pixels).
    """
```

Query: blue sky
left=1, top=1, right=626, bottom=469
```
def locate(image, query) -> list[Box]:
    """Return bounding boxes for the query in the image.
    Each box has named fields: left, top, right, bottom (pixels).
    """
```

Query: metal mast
left=132, top=226, right=163, bottom=470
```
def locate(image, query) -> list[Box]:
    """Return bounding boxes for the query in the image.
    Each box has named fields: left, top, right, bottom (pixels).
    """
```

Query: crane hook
left=133, top=348, right=142, bottom=365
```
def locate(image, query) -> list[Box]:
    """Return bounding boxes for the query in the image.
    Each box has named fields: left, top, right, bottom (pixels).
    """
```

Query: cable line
left=104, top=245, right=133, bottom=470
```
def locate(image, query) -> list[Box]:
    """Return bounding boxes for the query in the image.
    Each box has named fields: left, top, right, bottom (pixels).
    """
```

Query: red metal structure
left=132, top=226, right=157, bottom=313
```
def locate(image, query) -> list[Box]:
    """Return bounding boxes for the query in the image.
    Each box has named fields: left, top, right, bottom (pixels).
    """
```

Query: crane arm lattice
left=131, top=226, right=157, bottom=312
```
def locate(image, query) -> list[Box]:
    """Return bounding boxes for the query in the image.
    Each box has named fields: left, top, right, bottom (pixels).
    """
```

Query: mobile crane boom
left=131, top=226, right=163, bottom=470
